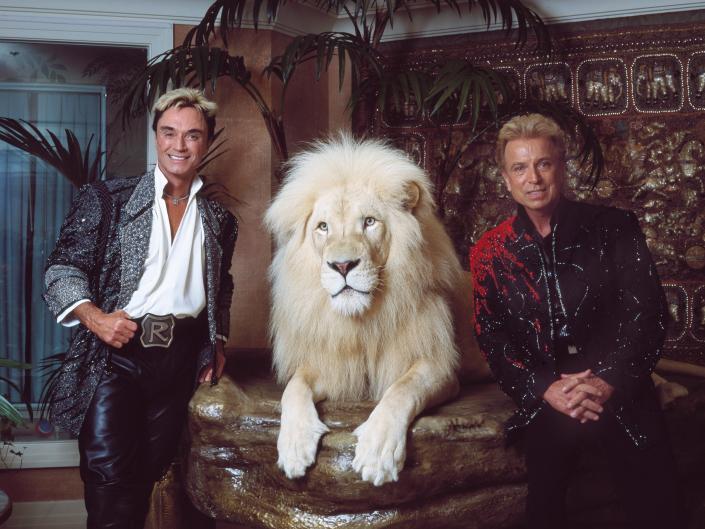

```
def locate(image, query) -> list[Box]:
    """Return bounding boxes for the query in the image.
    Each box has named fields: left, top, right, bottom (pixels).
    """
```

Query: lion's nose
left=327, top=259, right=360, bottom=277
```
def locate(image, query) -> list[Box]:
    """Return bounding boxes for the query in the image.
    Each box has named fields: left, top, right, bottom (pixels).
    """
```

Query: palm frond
left=425, top=60, right=514, bottom=127
left=328, top=0, right=549, bottom=52
left=37, top=353, right=65, bottom=420
left=461, top=0, right=550, bottom=51
left=0, top=118, right=102, bottom=187
left=0, top=375, right=32, bottom=422
left=0, top=359, right=31, bottom=370
left=353, top=69, right=432, bottom=116
left=265, top=32, right=380, bottom=90
left=183, top=0, right=549, bottom=51
left=121, top=46, right=252, bottom=127
left=197, top=128, right=229, bottom=172
left=0, top=358, right=33, bottom=426
left=183, top=0, right=288, bottom=47
left=0, top=395, right=24, bottom=427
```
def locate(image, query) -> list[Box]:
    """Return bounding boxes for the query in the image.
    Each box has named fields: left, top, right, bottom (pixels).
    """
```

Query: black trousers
left=524, top=402, right=683, bottom=529
left=79, top=313, right=207, bottom=529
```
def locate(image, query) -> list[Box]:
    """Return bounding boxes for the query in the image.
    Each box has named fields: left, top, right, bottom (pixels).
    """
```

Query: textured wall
left=373, top=12, right=705, bottom=363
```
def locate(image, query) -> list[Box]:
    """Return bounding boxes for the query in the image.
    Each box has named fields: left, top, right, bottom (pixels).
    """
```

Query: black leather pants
left=79, top=313, right=206, bottom=529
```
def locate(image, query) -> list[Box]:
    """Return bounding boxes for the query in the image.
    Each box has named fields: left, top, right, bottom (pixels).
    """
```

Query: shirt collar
left=154, top=164, right=203, bottom=202
left=515, top=196, right=569, bottom=239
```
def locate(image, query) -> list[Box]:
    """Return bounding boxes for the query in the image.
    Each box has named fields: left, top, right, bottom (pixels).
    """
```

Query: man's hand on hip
left=72, top=302, right=137, bottom=348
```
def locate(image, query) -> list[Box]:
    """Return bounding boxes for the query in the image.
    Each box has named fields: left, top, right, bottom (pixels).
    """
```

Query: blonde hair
left=495, top=113, right=566, bottom=168
left=151, top=88, right=217, bottom=140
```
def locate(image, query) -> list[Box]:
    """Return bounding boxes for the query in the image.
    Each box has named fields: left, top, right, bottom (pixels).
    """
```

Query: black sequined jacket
left=470, top=199, right=667, bottom=447
left=43, top=171, right=237, bottom=436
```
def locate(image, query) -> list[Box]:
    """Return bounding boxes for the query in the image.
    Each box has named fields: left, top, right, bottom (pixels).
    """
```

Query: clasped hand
left=542, top=369, right=614, bottom=423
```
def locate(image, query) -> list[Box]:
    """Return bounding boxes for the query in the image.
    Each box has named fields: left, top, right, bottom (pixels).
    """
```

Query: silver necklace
left=163, top=191, right=189, bottom=205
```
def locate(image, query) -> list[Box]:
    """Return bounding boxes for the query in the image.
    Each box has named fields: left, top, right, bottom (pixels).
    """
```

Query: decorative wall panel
left=373, top=16, right=705, bottom=362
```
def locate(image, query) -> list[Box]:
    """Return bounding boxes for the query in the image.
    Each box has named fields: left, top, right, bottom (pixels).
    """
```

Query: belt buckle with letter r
left=140, top=314, right=175, bottom=348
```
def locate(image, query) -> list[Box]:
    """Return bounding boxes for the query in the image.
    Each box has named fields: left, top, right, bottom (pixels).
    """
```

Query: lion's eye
left=364, top=217, right=376, bottom=227
left=317, top=221, right=328, bottom=232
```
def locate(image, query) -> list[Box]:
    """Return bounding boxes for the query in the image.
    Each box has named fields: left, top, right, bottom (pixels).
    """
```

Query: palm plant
left=120, top=0, right=603, bottom=191
left=0, top=118, right=103, bottom=187
left=0, top=358, right=32, bottom=432
left=0, top=359, right=31, bottom=468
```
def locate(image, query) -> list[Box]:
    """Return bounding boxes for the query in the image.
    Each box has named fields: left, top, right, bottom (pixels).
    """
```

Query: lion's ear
left=402, top=182, right=421, bottom=211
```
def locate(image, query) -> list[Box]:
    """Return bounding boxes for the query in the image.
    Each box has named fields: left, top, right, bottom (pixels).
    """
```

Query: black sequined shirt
left=470, top=199, right=667, bottom=447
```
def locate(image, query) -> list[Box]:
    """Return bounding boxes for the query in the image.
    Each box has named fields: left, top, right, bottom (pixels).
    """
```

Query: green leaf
left=183, top=0, right=287, bottom=48
left=266, top=31, right=380, bottom=93
left=0, top=395, right=25, bottom=427
left=338, top=44, right=346, bottom=90
left=120, top=46, right=252, bottom=127
left=424, top=60, right=514, bottom=126
left=0, top=118, right=101, bottom=186
left=0, top=359, right=31, bottom=370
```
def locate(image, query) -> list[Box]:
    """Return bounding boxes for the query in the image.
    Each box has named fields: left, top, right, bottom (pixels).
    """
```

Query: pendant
left=163, top=193, right=187, bottom=206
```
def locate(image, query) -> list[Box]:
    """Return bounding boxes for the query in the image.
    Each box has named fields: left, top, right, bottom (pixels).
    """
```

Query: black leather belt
left=131, top=312, right=206, bottom=349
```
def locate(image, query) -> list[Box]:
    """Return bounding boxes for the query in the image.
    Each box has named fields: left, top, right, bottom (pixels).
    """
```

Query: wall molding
left=4, top=440, right=79, bottom=470
left=5, top=500, right=86, bottom=529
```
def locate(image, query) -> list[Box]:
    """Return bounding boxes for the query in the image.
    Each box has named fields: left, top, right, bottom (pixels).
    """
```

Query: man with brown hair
left=470, top=113, right=681, bottom=528
left=44, top=88, right=237, bottom=528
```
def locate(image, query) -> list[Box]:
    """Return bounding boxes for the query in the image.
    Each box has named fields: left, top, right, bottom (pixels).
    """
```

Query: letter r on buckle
left=140, top=314, right=175, bottom=348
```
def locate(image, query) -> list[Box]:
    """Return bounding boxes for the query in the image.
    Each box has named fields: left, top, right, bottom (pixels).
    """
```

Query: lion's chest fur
left=275, top=304, right=417, bottom=401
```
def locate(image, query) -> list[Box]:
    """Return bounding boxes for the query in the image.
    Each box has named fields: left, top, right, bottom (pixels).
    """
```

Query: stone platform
left=183, top=359, right=705, bottom=529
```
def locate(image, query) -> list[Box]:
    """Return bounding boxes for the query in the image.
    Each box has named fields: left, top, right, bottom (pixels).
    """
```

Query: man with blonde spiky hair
left=44, top=88, right=237, bottom=528
left=471, top=113, right=681, bottom=528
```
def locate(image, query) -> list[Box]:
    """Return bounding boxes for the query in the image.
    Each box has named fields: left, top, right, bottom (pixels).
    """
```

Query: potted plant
left=0, top=358, right=32, bottom=467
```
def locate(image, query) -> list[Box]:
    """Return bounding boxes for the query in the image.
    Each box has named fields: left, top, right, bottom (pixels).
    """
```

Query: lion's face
left=309, top=189, right=391, bottom=317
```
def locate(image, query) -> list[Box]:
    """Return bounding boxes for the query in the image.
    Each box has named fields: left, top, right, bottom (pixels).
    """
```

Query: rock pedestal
left=184, top=360, right=705, bottom=529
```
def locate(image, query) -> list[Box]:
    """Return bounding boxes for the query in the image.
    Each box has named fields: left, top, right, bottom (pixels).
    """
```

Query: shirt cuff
left=529, top=368, right=557, bottom=403
left=57, top=299, right=90, bottom=327
left=216, top=334, right=228, bottom=343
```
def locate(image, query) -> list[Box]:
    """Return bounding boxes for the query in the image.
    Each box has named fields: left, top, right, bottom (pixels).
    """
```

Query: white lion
left=265, top=134, right=488, bottom=486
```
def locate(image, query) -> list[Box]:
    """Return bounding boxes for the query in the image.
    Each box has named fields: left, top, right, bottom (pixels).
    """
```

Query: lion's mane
left=265, top=135, right=466, bottom=401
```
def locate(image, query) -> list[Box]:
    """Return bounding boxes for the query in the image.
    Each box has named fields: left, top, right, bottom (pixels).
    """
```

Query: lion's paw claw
left=352, top=418, right=406, bottom=486
left=277, top=416, right=329, bottom=480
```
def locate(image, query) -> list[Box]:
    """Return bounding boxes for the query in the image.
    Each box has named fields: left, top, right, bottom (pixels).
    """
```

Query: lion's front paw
left=277, top=409, right=330, bottom=479
left=352, top=410, right=408, bottom=486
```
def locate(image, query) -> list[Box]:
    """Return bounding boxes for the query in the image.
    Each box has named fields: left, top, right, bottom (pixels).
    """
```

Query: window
left=0, top=83, right=105, bottom=404
left=0, top=41, right=147, bottom=417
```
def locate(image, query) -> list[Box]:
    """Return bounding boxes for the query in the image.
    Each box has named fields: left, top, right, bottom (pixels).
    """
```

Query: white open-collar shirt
left=59, top=165, right=206, bottom=324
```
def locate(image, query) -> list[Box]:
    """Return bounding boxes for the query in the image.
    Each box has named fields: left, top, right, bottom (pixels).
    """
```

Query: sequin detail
left=43, top=171, right=237, bottom=435
left=470, top=200, right=667, bottom=447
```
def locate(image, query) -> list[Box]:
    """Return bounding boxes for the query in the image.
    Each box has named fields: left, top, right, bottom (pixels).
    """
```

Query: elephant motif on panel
left=578, top=59, right=628, bottom=115
left=633, top=55, right=683, bottom=111
left=687, top=52, right=705, bottom=109
left=525, top=63, right=572, bottom=104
